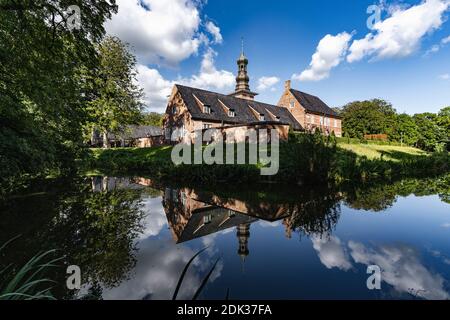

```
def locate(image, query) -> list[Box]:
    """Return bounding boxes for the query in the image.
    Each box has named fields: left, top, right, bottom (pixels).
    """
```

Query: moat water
left=1, top=175, right=449, bottom=300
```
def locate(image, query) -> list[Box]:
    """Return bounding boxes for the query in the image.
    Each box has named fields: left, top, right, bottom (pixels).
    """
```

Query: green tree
left=341, top=99, right=396, bottom=139
left=437, top=107, right=450, bottom=151
left=413, top=113, right=446, bottom=152
left=84, top=36, right=144, bottom=148
left=0, top=1, right=117, bottom=195
left=141, top=112, right=164, bottom=127
left=389, top=113, right=419, bottom=146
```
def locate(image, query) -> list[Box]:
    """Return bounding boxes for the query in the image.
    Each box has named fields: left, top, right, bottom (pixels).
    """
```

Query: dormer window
left=203, top=215, right=212, bottom=224
left=228, top=109, right=235, bottom=118
left=259, top=114, right=265, bottom=121
left=276, top=116, right=281, bottom=121
left=203, top=105, right=211, bottom=114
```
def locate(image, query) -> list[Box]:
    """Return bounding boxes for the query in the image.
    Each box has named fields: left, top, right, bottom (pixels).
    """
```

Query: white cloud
left=293, top=32, right=353, bottom=82
left=137, top=65, right=175, bottom=113
left=349, top=241, right=449, bottom=300
left=442, top=35, right=450, bottom=44
left=205, top=21, right=223, bottom=44
left=424, top=44, right=441, bottom=55
left=183, top=48, right=235, bottom=90
left=139, top=197, right=168, bottom=239
left=105, top=0, right=203, bottom=66
left=101, top=238, right=222, bottom=300
left=439, top=73, right=450, bottom=80
left=311, top=236, right=353, bottom=271
left=347, top=0, right=450, bottom=63
left=137, top=48, right=235, bottom=112
left=257, top=76, right=280, bottom=91
left=442, top=222, right=450, bottom=227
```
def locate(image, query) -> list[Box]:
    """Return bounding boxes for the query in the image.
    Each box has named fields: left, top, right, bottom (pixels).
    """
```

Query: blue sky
left=105, top=0, right=450, bottom=114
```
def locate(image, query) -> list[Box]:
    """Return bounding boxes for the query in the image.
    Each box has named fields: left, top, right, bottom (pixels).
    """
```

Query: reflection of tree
left=343, top=173, right=450, bottom=211
left=0, top=177, right=145, bottom=299
left=53, top=186, right=145, bottom=289
left=283, top=194, right=341, bottom=239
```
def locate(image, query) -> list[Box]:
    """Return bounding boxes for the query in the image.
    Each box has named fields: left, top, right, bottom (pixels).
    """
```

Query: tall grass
left=0, top=237, right=60, bottom=300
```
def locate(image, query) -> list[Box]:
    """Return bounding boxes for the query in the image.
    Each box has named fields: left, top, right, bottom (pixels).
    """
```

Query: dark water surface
left=1, top=175, right=449, bottom=300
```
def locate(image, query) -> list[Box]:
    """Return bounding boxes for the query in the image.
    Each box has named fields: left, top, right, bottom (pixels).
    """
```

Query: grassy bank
left=87, top=133, right=450, bottom=186
left=337, top=143, right=426, bottom=161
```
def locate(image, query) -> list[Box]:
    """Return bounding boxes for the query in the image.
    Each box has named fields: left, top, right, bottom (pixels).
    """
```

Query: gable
left=290, top=89, right=339, bottom=118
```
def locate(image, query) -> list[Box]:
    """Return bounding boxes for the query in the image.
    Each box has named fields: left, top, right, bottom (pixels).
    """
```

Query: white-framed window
left=290, top=100, right=295, bottom=108
left=306, top=114, right=311, bottom=123
left=228, top=109, right=235, bottom=117
left=334, top=119, right=338, bottom=127
left=325, top=118, right=330, bottom=127
left=320, top=116, right=324, bottom=125
left=203, top=105, right=211, bottom=114
left=202, top=123, right=212, bottom=129
left=203, top=215, right=212, bottom=224
left=259, top=114, right=265, bottom=121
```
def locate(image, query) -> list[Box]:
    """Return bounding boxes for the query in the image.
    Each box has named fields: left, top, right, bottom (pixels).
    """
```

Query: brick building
left=163, top=48, right=342, bottom=142
left=278, top=80, right=342, bottom=137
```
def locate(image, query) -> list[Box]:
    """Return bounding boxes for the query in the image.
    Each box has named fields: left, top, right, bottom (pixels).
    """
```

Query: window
left=290, top=100, right=295, bottom=108
left=325, top=118, right=330, bottom=127
left=306, top=114, right=311, bottom=123
left=172, top=106, right=177, bottom=114
left=228, top=109, right=235, bottom=117
left=202, top=123, right=212, bottom=129
left=276, top=116, right=281, bottom=121
left=320, top=116, right=324, bottom=125
left=203, top=105, right=211, bottom=114
left=203, top=215, right=212, bottom=224
left=334, top=119, right=338, bottom=127
left=259, top=114, right=265, bottom=121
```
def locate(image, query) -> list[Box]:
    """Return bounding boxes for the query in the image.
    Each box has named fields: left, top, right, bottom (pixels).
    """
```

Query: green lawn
left=337, top=143, right=427, bottom=161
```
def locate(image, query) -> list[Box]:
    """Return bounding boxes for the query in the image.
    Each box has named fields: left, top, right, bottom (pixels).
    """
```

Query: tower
left=231, top=39, right=258, bottom=100
left=237, top=223, right=250, bottom=265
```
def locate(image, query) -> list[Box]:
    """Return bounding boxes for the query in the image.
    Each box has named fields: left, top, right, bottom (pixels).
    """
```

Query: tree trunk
left=103, top=131, right=110, bottom=149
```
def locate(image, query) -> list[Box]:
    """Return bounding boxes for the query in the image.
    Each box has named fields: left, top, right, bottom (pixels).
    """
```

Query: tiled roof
left=289, top=89, right=339, bottom=117
left=108, top=125, right=163, bottom=140
left=175, top=84, right=303, bottom=130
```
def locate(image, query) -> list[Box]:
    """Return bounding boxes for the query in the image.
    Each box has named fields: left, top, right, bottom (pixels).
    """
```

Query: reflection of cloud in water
left=258, top=220, right=281, bottom=228
left=311, top=236, right=353, bottom=271
left=138, top=197, right=167, bottom=239
left=101, top=236, right=222, bottom=300
left=349, top=241, right=449, bottom=300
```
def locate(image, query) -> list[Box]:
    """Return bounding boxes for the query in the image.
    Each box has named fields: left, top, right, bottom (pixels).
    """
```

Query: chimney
left=285, top=80, right=291, bottom=91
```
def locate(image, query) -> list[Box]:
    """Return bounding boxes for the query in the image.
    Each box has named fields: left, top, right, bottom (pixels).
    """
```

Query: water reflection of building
left=90, top=177, right=341, bottom=261
left=237, top=224, right=250, bottom=261
left=163, top=188, right=257, bottom=244
left=161, top=185, right=342, bottom=262
left=91, top=176, right=156, bottom=192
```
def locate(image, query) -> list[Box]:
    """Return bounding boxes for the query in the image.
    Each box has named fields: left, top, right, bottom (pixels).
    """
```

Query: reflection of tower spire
left=237, top=223, right=250, bottom=273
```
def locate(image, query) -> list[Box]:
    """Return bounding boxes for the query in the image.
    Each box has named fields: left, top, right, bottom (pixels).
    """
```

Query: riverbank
left=86, top=134, right=450, bottom=186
